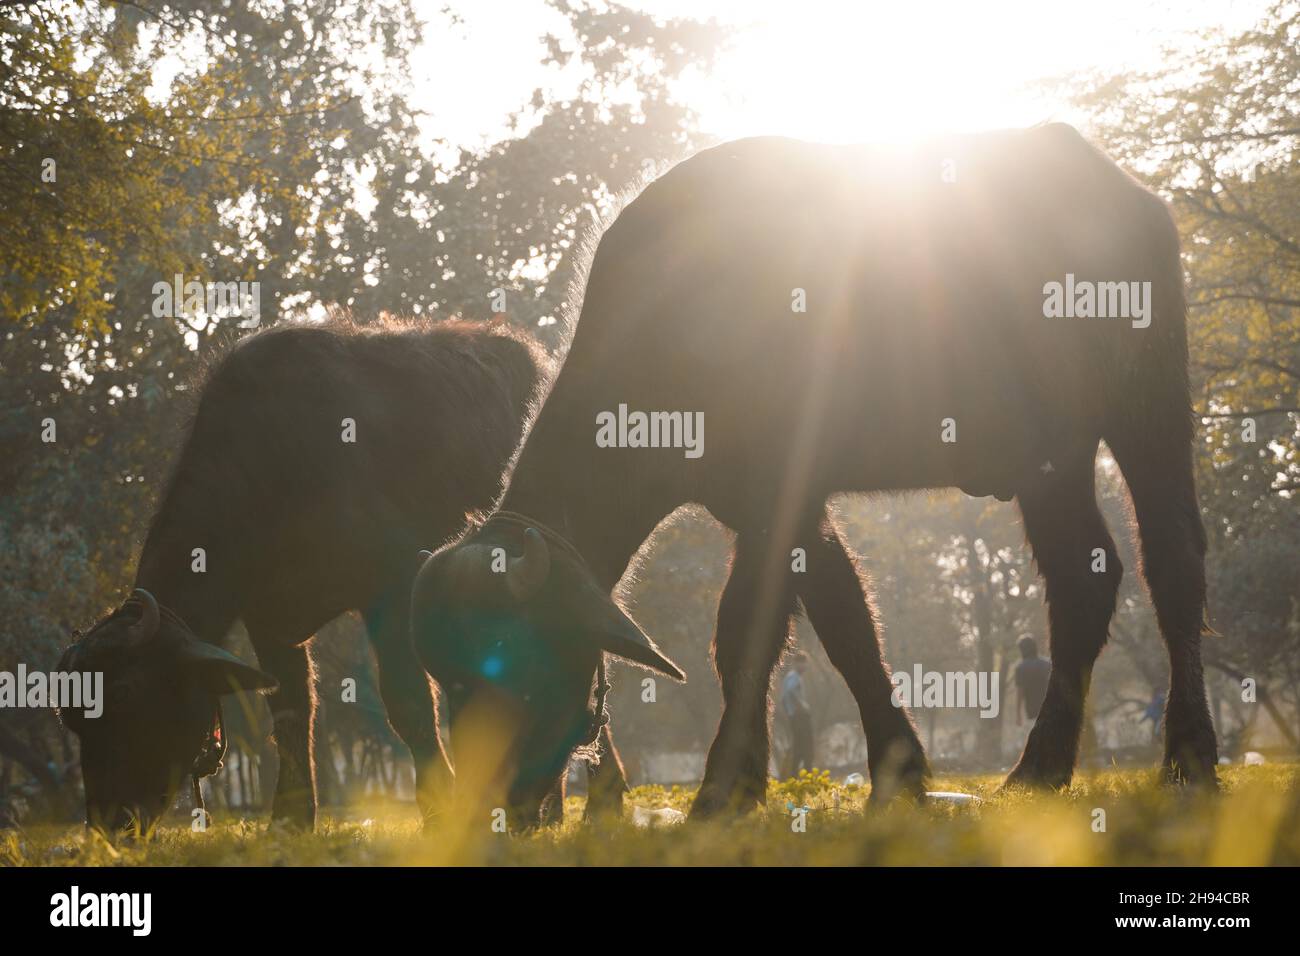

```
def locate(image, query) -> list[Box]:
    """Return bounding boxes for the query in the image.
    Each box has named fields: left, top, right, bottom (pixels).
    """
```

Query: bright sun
left=676, top=0, right=1247, bottom=145
left=410, top=1, right=1262, bottom=155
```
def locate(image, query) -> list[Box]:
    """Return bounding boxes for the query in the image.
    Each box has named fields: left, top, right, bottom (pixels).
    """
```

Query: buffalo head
left=411, top=519, right=682, bottom=826
left=59, top=589, right=276, bottom=835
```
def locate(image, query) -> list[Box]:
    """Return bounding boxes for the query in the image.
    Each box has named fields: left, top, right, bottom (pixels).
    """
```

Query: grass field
left=5, top=765, right=1297, bottom=867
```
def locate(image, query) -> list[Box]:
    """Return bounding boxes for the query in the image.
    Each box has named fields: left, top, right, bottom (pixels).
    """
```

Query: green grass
left=5, top=765, right=1298, bottom=866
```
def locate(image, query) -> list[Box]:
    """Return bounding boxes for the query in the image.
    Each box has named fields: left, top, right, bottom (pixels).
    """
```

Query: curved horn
left=128, top=588, right=161, bottom=644
left=417, top=549, right=434, bottom=564
left=505, top=527, right=551, bottom=601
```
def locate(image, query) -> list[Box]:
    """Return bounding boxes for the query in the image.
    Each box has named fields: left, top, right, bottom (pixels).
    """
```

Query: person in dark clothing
left=1013, top=635, right=1052, bottom=724
left=1139, top=690, right=1167, bottom=741
left=780, top=651, right=815, bottom=777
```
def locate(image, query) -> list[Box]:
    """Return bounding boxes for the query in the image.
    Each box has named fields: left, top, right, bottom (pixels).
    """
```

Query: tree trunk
left=973, top=585, right=1001, bottom=765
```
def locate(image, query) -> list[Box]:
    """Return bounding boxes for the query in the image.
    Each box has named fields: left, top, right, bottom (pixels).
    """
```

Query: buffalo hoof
left=1001, top=749, right=1076, bottom=792
left=1000, top=765, right=1071, bottom=793
left=1001, top=711, right=1079, bottom=792
left=689, top=777, right=765, bottom=821
left=1161, top=760, right=1219, bottom=790
left=1001, top=739, right=1075, bottom=792
left=584, top=757, right=629, bottom=823
left=583, top=788, right=625, bottom=823
left=1159, top=705, right=1219, bottom=789
left=867, top=738, right=930, bottom=803
left=1162, top=733, right=1220, bottom=790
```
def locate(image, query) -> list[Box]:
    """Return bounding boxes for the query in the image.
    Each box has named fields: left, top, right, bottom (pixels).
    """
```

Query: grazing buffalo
left=59, top=317, right=541, bottom=832
left=412, top=125, right=1217, bottom=822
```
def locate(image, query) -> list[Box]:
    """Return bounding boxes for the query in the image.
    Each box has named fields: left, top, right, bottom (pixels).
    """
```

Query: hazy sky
left=412, top=0, right=1274, bottom=150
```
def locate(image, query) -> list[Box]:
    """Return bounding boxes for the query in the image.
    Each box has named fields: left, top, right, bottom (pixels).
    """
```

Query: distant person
left=1140, top=690, right=1166, bottom=741
left=1013, top=636, right=1051, bottom=725
left=780, top=651, right=815, bottom=777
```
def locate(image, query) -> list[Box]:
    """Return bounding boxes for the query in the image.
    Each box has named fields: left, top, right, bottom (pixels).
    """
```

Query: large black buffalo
left=59, top=317, right=542, bottom=832
left=412, top=125, right=1218, bottom=823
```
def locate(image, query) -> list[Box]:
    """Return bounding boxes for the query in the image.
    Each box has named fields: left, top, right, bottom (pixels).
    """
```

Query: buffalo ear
left=178, top=641, right=279, bottom=695
left=581, top=591, right=684, bottom=681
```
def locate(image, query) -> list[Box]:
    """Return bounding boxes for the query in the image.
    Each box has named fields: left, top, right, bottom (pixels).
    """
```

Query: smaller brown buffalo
left=59, top=317, right=542, bottom=833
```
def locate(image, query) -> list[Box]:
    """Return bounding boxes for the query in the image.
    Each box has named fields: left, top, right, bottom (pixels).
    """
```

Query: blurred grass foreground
left=5, top=765, right=1297, bottom=867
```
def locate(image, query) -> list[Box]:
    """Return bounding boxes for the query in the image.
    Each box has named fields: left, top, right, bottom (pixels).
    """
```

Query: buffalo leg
left=1006, top=452, right=1121, bottom=789
left=366, top=598, right=455, bottom=825
left=1108, top=420, right=1218, bottom=786
left=251, top=638, right=318, bottom=828
left=692, top=529, right=799, bottom=819
left=798, top=508, right=929, bottom=800
left=584, top=724, right=629, bottom=821
left=539, top=776, right=565, bottom=827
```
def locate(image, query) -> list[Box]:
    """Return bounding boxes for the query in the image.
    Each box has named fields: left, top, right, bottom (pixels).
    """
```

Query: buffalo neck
left=132, top=468, right=241, bottom=644
left=498, top=376, right=684, bottom=592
